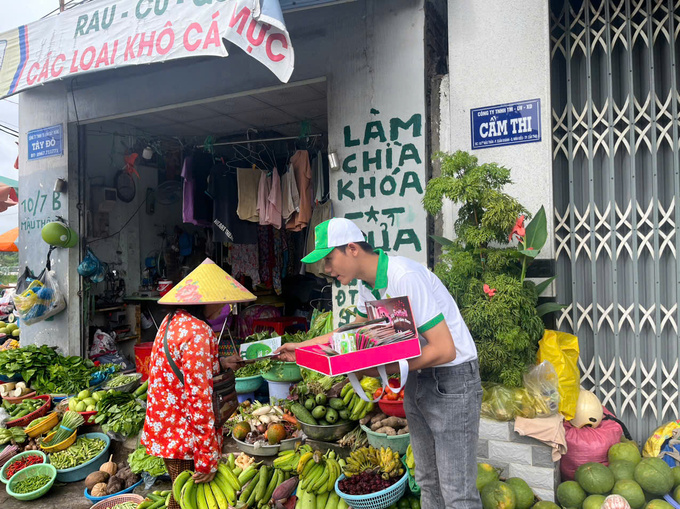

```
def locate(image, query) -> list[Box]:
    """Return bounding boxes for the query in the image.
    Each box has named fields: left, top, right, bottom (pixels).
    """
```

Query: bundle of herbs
left=94, top=392, right=146, bottom=437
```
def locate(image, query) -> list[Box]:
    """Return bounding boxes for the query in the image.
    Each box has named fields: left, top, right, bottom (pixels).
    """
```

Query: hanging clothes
left=280, top=164, right=300, bottom=222
left=207, top=165, right=257, bottom=245
left=272, top=227, right=283, bottom=295
left=236, top=168, right=261, bottom=222
left=181, top=153, right=212, bottom=226
left=229, top=243, right=260, bottom=286
left=303, top=200, right=333, bottom=279
left=268, top=169, right=283, bottom=229
left=258, top=226, right=274, bottom=290
left=257, top=171, right=271, bottom=226
left=312, top=151, right=325, bottom=204
left=286, top=151, right=313, bottom=232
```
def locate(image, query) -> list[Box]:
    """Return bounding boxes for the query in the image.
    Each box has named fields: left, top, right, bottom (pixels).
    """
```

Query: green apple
left=75, top=401, right=87, bottom=412
left=68, top=398, right=78, bottom=411
left=77, top=389, right=91, bottom=400
left=92, top=391, right=106, bottom=402
left=85, top=405, right=96, bottom=412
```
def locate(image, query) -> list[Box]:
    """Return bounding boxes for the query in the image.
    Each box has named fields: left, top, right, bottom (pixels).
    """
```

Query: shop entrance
left=79, top=79, right=331, bottom=366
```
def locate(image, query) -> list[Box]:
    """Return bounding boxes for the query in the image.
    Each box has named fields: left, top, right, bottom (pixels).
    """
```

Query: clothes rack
left=197, top=133, right=323, bottom=148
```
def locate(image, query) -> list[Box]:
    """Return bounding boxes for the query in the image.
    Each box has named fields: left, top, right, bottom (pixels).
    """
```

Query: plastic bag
left=13, top=268, right=66, bottom=325
left=643, top=420, right=680, bottom=458
left=561, top=407, right=622, bottom=480
left=481, top=383, right=525, bottom=421
left=523, top=361, right=561, bottom=417
left=537, top=330, right=580, bottom=420
left=15, top=267, right=36, bottom=294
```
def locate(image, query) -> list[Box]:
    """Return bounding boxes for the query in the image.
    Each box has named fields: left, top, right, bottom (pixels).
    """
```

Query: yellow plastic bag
left=537, top=330, right=580, bottom=420
left=643, top=420, right=680, bottom=458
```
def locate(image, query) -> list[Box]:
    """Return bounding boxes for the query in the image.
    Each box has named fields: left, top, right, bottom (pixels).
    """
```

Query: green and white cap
left=301, top=218, right=365, bottom=263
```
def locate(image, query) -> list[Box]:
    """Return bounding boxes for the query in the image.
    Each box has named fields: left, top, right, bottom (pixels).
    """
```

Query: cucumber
left=290, top=402, right=318, bottom=425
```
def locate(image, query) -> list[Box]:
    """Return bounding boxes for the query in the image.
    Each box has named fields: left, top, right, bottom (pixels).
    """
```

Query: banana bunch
left=238, top=465, right=292, bottom=508
left=340, top=382, right=375, bottom=421
left=137, top=490, right=171, bottom=509
left=405, top=444, right=415, bottom=470
left=173, top=456, right=245, bottom=509
left=343, top=446, right=404, bottom=480
left=295, top=487, right=348, bottom=509
left=297, top=449, right=344, bottom=496
left=272, top=444, right=313, bottom=472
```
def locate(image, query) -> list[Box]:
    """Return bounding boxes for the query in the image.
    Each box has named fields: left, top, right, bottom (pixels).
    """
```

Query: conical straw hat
left=158, top=258, right=256, bottom=305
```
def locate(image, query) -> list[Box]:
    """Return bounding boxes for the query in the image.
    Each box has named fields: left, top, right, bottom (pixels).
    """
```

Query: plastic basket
left=401, top=455, right=420, bottom=496
left=5, top=463, right=57, bottom=501
left=102, top=373, right=142, bottom=393
left=84, top=478, right=144, bottom=502
left=25, top=411, right=59, bottom=438
left=360, top=425, right=411, bottom=456
left=40, top=428, right=77, bottom=453
left=334, top=472, right=408, bottom=509
left=0, top=450, right=46, bottom=483
left=378, top=399, right=406, bottom=418
left=78, top=410, right=98, bottom=425
left=53, top=432, right=110, bottom=482
left=262, top=362, right=302, bottom=382
left=5, top=395, right=51, bottom=428
left=235, top=375, right=264, bottom=394
left=89, top=493, right=145, bottom=509
left=2, top=391, right=37, bottom=404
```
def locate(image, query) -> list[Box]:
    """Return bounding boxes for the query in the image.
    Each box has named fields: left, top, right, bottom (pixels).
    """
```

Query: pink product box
left=295, top=336, right=422, bottom=376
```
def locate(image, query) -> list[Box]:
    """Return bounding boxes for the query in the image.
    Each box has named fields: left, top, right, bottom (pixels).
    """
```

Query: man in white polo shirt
left=275, top=218, right=482, bottom=509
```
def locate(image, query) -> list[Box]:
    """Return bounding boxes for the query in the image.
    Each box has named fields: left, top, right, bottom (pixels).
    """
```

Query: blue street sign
left=470, top=99, right=541, bottom=150
left=28, top=124, right=63, bottom=161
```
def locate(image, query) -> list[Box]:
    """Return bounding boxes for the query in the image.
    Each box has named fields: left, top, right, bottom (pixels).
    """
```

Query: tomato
left=373, top=388, right=383, bottom=400
left=385, top=391, right=399, bottom=401
left=388, top=378, right=401, bottom=389
left=398, top=389, right=405, bottom=400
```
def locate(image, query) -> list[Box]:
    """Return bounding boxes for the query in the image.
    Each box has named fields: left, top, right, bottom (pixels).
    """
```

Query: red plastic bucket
left=134, top=343, right=154, bottom=381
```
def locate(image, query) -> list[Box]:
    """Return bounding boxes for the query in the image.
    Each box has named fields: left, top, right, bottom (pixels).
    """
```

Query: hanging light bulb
left=142, top=146, right=154, bottom=160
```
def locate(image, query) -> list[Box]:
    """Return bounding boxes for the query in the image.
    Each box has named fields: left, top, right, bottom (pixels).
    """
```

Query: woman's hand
left=272, top=343, right=298, bottom=363
left=220, top=355, right=244, bottom=372
left=192, top=471, right=216, bottom=483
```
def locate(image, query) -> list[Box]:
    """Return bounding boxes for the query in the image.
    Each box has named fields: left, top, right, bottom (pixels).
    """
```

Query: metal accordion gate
left=551, top=0, right=680, bottom=442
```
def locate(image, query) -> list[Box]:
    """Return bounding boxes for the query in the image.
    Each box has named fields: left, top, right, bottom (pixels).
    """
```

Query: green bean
left=48, top=437, right=106, bottom=469
left=12, top=474, right=51, bottom=494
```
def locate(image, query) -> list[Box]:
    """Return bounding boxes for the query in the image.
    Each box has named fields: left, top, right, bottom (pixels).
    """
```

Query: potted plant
left=423, top=151, right=561, bottom=387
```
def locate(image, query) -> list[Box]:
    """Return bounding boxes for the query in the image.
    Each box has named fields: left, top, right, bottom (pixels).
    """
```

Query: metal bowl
left=299, top=420, right=357, bottom=442
left=232, top=437, right=301, bottom=457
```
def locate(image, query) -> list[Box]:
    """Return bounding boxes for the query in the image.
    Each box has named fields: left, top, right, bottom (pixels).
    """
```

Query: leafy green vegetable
left=235, top=359, right=272, bottom=378
left=242, top=331, right=277, bottom=344
left=128, top=445, right=167, bottom=476
left=0, top=345, right=58, bottom=384
left=94, top=392, right=146, bottom=437
left=309, top=311, right=334, bottom=337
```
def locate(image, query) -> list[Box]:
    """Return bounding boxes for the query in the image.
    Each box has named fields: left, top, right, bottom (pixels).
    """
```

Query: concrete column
left=17, top=85, right=82, bottom=355
left=445, top=0, right=554, bottom=260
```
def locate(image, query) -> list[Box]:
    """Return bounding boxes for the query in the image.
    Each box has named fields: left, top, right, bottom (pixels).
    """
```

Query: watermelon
left=557, top=481, right=587, bottom=509
left=608, top=443, right=642, bottom=466
left=612, top=480, right=645, bottom=509
left=575, top=462, right=616, bottom=495
left=634, top=458, right=673, bottom=496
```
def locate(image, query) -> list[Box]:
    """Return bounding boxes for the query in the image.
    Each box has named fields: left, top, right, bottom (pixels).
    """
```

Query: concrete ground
left=1, top=432, right=343, bottom=508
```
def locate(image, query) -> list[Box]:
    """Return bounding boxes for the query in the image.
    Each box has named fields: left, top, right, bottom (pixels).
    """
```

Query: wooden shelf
left=94, top=305, right=126, bottom=313
left=116, top=335, right=140, bottom=343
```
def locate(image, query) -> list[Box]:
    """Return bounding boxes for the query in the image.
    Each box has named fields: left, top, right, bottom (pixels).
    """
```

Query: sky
left=0, top=1, right=60, bottom=234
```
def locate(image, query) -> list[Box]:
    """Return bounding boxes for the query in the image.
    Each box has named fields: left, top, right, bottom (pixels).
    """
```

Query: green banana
left=218, top=462, right=241, bottom=491
left=195, top=483, right=208, bottom=509
left=213, top=472, right=236, bottom=504
left=238, top=465, right=258, bottom=485
left=239, top=470, right=260, bottom=503
left=325, top=492, right=341, bottom=509
left=172, top=470, right=193, bottom=508
left=316, top=492, right=330, bottom=509
left=183, top=479, right=198, bottom=509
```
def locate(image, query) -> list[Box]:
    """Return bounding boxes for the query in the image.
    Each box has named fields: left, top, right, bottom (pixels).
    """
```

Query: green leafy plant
left=424, top=150, right=560, bottom=387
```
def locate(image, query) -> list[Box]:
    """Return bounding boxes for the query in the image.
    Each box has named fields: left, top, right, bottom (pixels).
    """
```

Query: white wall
left=17, top=85, right=81, bottom=354
left=445, top=0, right=554, bottom=259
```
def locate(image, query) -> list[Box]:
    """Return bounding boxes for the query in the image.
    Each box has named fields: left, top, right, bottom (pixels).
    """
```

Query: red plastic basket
left=2, top=391, right=37, bottom=404
left=78, top=410, right=98, bottom=426
left=378, top=399, right=406, bottom=418
left=5, top=395, right=52, bottom=428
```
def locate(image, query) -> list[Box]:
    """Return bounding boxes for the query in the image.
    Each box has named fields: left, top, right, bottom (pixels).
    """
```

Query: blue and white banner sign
left=470, top=99, right=541, bottom=150
left=28, top=124, right=63, bottom=161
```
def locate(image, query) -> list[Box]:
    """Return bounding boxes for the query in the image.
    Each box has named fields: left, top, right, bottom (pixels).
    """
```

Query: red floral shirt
left=141, top=309, right=221, bottom=474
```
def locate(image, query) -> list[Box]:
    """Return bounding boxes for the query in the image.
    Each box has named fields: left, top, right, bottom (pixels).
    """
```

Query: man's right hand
left=273, top=343, right=299, bottom=363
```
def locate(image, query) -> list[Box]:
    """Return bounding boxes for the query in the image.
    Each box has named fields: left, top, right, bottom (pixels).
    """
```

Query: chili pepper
left=6, top=455, right=43, bottom=478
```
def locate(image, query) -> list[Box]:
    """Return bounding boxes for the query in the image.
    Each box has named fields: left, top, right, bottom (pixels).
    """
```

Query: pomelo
left=481, top=481, right=516, bottom=509
left=575, top=462, right=616, bottom=494
left=634, top=458, right=673, bottom=496
left=557, top=480, right=587, bottom=508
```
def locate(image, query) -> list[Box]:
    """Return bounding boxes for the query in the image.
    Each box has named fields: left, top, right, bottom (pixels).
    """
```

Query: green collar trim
left=362, top=249, right=389, bottom=299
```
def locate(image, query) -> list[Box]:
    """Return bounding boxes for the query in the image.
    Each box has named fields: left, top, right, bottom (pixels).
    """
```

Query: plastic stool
left=252, top=316, right=307, bottom=336
left=238, top=392, right=255, bottom=404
